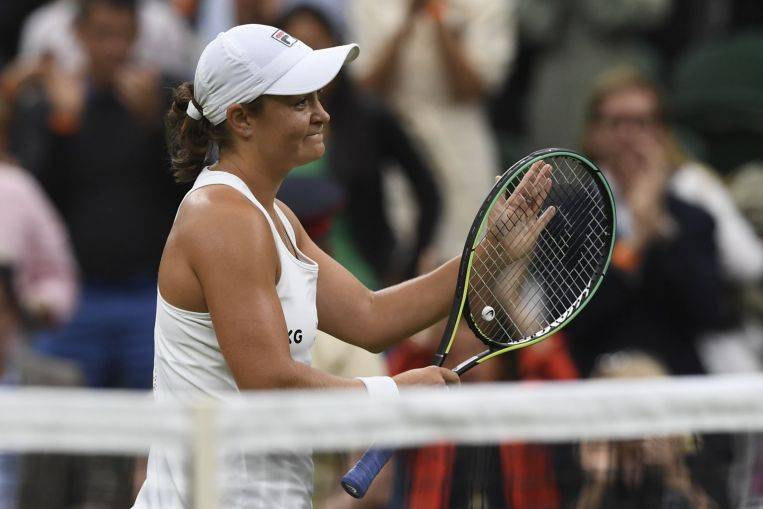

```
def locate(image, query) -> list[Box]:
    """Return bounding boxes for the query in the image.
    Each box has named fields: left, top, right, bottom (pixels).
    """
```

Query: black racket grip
left=340, top=447, right=394, bottom=498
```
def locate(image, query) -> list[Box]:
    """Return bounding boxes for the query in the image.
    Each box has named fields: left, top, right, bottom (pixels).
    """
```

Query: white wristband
left=356, top=376, right=399, bottom=397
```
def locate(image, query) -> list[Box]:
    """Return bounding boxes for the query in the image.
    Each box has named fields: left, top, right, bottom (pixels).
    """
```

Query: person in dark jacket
left=568, top=67, right=732, bottom=377
left=278, top=4, right=442, bottom=288
left=8, top=0, right=185, bottom=390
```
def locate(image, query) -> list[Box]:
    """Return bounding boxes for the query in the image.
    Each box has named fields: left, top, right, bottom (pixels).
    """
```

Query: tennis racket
left=341, top=148, right=617, bottom=498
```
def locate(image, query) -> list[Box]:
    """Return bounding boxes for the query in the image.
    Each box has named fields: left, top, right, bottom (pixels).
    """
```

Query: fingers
left=529, top=174, right=553, bottom=215
left=394, top=366, right=461, bottom=387
left=510, top=160, right=543, bottom=202
left=531, top=205, right=557, bottom=237
left=507, top=160, right=552, bottom=215
left=437, top=367, right=461, bottom=385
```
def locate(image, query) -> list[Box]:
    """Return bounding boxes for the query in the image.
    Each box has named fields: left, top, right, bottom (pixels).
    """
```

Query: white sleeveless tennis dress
left=133, top=168, right=319, bottom=509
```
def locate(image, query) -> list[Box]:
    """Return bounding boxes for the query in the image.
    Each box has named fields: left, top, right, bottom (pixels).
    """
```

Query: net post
left=192, top=399, right=218, bottom=509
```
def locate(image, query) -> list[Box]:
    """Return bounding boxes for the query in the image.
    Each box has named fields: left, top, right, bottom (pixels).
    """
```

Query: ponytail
left=165, top=82, right=221, bottom=183
left=165, top=82, right=266, bottom=183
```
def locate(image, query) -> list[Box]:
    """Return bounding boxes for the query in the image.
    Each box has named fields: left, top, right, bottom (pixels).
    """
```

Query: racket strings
left=467, top=156, right=610, bottom=345
left=517, top=166, right=607, bottom=323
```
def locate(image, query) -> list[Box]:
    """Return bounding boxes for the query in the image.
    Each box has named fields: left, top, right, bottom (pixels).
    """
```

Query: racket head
left=435, top=148, right=616, bottom=368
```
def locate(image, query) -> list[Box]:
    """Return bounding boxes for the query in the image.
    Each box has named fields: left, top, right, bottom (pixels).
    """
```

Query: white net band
left=2, top=374, right=763, bottom=455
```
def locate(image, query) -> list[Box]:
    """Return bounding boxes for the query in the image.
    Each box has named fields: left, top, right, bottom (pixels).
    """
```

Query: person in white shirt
left=18, top=0, right=198, bottom=79
left=349, top=0, right=516, bottom=259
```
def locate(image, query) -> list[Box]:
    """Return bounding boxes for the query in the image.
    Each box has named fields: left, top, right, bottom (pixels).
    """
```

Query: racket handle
left=340, top=447, right=394, bottom=499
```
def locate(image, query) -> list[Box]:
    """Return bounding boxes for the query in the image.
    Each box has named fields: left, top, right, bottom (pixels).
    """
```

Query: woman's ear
left=226, top=104, right=254, bottom=139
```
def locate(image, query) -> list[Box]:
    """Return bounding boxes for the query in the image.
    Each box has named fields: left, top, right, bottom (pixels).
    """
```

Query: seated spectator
left=0, top=262, right=96, bottom=509
left=568, top=66, right=731, bottom=376
left=728, top=163, right=763, bottom=507
left=575, top=351, right=720, bottom=509
left=8, top=0, right=184, bottom=390
left=279, top=4, right=442, bottom=287
left=388, top=323, right=577, bottom=508
left=0, top=262, right=137, bottom=509
left=591, top=68, right=763, bottom=375
left=0, top=65, right=77, bottom=329
left=17, top=0, right=198, bottom=79
left=729, top=162, right=763, bottom=346
left=0, top=263, right=22, bottom=509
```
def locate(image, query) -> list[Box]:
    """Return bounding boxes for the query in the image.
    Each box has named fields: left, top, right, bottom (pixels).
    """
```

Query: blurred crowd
left=0, top=0, right=762, bottom=508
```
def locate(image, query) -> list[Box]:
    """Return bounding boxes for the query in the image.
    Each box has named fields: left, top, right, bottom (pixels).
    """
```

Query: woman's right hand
left=393, top=366, right=460, bottom=387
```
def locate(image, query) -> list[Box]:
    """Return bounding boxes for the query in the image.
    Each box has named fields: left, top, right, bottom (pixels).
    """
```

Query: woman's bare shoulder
left=174, top=186, right=275, bottom=257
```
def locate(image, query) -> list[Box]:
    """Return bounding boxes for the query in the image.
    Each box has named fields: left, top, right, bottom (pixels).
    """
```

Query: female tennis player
left=133, top=24, right=550, bottom=508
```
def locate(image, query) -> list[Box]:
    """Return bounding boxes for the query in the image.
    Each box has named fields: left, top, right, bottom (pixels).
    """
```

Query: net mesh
left=2, top=375, right=763, bottom=508
left=468, top=155, right=613, bottom=346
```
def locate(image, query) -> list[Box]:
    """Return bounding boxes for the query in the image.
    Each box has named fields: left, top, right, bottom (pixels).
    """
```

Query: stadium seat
left=672, top=31, right=763, bottom=173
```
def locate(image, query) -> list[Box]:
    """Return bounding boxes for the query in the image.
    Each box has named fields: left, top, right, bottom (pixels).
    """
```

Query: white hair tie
left=186, top=100, right=203, bottom=120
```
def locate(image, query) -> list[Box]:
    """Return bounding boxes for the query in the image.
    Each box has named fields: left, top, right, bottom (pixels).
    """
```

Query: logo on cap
left=272, top=30, right=297, bottom=47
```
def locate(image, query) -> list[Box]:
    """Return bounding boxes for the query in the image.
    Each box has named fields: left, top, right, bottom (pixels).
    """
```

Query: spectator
left=349, top=0, right=516, bottom=259
left=388, top=323, right=577, bottom=508
left=0, top=264, right=22, bottom=509
left=727, top=163, right=763, bottom=507
left=195, top=0, right=285, bottom=44
left=0, top=261, right=136, bottom=509
left=519, top=0, right=672, bottom=151
left=18, top=0, right=198, bottom=80
left=729, top=163, right=763, bottom=243
left=0, top=65, right=78, bottom=328
left=279, top=4, right=442, bottom=286
left=567, top=66, right=730, bottom=376
left=9, top=0, right=184, bottom=391
left=586, top=67, right=763, bottom=376
left=575, top=351, right=720, bottom=509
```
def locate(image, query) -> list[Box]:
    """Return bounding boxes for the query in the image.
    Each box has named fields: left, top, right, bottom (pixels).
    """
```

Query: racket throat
left=453, top=355, right=482, bottom=375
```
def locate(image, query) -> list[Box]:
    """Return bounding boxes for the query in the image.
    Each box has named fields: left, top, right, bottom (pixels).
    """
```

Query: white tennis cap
left=187, top=24, right=359, bottom=125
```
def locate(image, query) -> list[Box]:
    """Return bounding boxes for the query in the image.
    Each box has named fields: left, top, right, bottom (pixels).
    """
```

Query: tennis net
left=2, top=374, right=763, bottom=508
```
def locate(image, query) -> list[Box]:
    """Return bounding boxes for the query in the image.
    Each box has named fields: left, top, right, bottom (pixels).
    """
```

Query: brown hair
left=582, top=66, right=688, bottom=169
left=165, top=82, right=263, bottom=182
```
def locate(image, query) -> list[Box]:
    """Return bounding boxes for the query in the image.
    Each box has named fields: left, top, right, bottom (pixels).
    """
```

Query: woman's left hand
left=485, top=160, right=556, bottom=261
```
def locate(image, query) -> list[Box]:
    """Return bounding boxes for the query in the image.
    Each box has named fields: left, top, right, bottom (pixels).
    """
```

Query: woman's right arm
left=181, top=188, right=455, bottom=391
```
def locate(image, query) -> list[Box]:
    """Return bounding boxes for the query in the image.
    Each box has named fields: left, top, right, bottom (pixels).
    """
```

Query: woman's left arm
left=278, top=202, right=459, bottom=353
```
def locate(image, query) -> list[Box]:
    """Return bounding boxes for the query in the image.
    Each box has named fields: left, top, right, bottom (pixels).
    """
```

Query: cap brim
left=265, top=43, right=359, bottom=96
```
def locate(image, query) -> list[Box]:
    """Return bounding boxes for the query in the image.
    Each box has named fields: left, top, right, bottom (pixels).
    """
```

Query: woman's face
left=587, top=87, right=663, bottom=179
left=250, top=91, right=330, bottom=169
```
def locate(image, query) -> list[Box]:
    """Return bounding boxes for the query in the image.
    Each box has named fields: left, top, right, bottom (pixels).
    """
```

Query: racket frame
left=433, top=148, right=616, bottom=374
left=341, top=148, right=617, bottom=499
